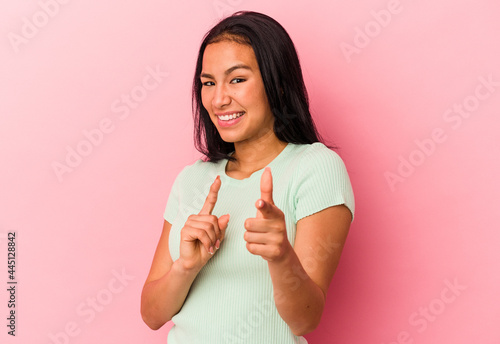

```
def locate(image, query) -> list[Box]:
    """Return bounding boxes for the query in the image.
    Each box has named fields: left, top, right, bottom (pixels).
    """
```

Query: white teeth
left=219, top=112, right=244, bottom=121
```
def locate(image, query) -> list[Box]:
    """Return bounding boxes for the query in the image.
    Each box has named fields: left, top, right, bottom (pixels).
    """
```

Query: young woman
left=141, top=11, right=355, bottom=344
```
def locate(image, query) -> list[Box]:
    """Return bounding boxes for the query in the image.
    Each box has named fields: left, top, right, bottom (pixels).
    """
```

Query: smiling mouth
left=217, top=112, right=245, bottom=121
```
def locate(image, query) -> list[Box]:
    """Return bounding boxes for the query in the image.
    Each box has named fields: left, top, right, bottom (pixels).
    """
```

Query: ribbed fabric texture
left=164, top=142, right=354, bottom=344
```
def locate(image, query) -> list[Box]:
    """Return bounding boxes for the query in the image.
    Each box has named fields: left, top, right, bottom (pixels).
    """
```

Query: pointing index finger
left=199, top=175, right=221, bottom=215
left=260, top=167, right=274, bottom=205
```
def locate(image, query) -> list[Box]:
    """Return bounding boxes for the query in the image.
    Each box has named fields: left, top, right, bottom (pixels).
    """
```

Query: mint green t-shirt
left=163, top=142, right=355, bottom=344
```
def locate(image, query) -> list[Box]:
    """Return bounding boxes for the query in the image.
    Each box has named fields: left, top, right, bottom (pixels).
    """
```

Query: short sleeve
left=163, top=169, right=184, bottom=223
left=293, top=144, right=355, bottom=223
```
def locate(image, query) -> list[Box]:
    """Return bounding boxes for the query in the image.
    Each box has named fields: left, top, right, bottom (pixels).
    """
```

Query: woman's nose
left=212, top=85, right=231, bottom=108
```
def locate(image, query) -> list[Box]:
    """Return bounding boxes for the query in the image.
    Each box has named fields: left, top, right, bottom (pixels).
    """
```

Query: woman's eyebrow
left=200, top=64, right=252, bottom=79
left=225, top=64, right=252, bottom=75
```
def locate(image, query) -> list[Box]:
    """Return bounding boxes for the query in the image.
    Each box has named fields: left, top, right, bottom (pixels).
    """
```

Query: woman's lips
left=216, top=112, right=245, bottom=128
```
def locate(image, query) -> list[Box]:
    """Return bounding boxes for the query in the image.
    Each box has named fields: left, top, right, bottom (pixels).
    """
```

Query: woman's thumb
left=218, top=214, right=230, bottom=230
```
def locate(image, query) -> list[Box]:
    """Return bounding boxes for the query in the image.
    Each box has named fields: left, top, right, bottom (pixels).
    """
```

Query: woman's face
left=200, top=40, right=275, bottom=145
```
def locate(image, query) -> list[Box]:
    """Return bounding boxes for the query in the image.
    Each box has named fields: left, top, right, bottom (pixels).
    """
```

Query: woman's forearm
left=268, top=244, right=326, bottom=336
left=141, top=259, right=199, bottom=330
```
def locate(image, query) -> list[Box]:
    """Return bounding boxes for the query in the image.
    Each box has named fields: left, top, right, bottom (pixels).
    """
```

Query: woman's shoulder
left=288, top=142, right=344, bottom=166
left=175, top=157, right=223, bottom=181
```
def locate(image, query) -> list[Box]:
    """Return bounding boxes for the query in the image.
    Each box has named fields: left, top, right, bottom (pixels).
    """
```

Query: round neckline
left=220, top=143, right=292, bottom=183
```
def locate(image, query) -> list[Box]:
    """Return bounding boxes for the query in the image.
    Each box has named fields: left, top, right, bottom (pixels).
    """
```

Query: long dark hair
left=192, top=11, right=329, bottom=162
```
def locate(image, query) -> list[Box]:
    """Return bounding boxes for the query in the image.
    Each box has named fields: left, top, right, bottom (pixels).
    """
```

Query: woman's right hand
left=178, top=175, right=229, bottom=272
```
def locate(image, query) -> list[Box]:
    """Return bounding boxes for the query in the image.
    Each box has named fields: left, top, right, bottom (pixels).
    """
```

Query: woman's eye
left=230, top=78, right=245, bottom=84
left=202, top=81, right=214, bottom=86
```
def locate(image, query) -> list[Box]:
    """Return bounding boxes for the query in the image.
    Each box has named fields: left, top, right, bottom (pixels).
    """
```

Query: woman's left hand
left=244, top=167, right=292, bottom=262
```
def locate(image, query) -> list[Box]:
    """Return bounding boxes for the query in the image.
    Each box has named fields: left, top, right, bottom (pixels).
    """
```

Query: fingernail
left=258, top=200, right=264, bottom=208
left=215, top=239, right=220, bottom=250
left=209, top=246, right=214, bottom=255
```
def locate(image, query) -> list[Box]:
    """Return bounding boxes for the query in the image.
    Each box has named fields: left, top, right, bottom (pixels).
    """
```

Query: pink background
left=1, top=1, right=499, bottom=343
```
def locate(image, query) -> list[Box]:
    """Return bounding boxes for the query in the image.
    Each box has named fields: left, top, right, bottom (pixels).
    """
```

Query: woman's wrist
left=174, top=258, right=202, bottom=277
left=267, top=238, right=294, bottom=265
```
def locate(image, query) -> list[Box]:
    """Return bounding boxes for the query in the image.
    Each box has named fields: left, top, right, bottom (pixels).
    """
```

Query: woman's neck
left=226, top=133, right=288, bottom=179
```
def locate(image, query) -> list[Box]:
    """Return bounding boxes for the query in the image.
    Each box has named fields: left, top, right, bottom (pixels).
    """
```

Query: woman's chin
left=217, top=128, right=243, bottom=143
left=218, top=132, right=242, bottom=144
